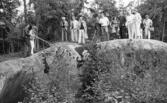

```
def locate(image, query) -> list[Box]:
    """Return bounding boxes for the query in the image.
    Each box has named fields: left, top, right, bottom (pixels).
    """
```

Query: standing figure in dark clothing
left=60, top=17, right=69, bottom=41
left=111, top=17, right=119, bottom=39
left=23, top=24, right=32, bottom=56
left=119, top=12, right=128, bottom=39
left=93, top=15, right=101, bottom=42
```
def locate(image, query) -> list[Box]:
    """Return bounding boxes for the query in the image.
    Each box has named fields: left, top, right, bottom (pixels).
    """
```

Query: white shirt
left=99, top=16, right=110, bottom=27
left=126, top=14, right=135, bottom=26
left=71, top=20, right=79, bottom=29
left=29, top=29, right=36, bottom=40
left=143, top=19, right=152, bottom=28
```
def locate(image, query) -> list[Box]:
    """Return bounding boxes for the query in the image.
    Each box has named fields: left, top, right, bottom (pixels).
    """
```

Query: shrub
left=76, top=43, right=167, bottom=103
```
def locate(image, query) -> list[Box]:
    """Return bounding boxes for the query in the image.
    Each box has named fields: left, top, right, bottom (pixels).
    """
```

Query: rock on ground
left=0, top=42, right=82, bottom=103
left=0, top=40, right=166, bottom=103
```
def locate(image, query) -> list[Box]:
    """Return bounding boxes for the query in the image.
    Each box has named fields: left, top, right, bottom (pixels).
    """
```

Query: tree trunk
left=23, top=0, right=28, bottom=24
left=162, top=20, right=166, bottom=41
left=36, top=15, right=41, bottom=51
left=162, top=13, right=166, bottom=41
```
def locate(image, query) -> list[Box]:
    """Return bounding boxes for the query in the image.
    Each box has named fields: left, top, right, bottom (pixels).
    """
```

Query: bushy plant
left=76, top=43, right=167, bottom=103
left=22, top=42, right=167, bottom=103
left=23, top=75, right=66, bottom=103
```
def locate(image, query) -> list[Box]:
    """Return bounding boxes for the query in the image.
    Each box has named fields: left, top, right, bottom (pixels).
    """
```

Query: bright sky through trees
left=16, top=0, right=133, bottom=14
left=115, top=0, right=134, bottom=7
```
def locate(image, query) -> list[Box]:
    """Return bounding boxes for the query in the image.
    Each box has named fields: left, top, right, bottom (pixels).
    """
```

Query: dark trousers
left=119, top=26, right=127, bottom=39
left=101, top=26, right=109, bottom=41
left=62, top=28, right=68, bottom=41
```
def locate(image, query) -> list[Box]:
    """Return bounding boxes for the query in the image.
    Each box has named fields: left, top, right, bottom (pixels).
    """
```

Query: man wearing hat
left=61, top=16, right=69, bottom=41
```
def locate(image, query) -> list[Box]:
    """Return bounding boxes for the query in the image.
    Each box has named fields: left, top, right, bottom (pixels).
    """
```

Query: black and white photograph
left=0, top=0, right=167, bottom=103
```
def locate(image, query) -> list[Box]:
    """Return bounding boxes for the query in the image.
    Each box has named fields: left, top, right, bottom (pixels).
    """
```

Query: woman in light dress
left=70, top=16, right=79, bottom=42
left=126, top=9, right=142, bottom=39
left=126, top=9, right=135, bottom=39
left=133, top=9, right=142, bottom=39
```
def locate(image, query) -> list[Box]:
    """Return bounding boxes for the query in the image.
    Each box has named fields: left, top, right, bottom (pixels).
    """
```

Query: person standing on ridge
left=70, top=16, right=79, bottom=42
left=61, top=17, right=69, bottom=41
left=143, top=15, right=153, bottom=39
left=99, top=12, right=110, bottom=41
left=78, top=16, right=87, bottom=44
left=126, top=9, right=135, bottom=39
left=119, top=11, right=128, bottom=39
left=132, top=9, right=142, bottom=39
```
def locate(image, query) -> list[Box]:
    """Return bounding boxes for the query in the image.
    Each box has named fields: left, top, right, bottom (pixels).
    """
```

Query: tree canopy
left=0, top=0, right=20, bottom=22
left=137, top=0, right=167, bottom=41
left=26, top=0, right=118, bottom=41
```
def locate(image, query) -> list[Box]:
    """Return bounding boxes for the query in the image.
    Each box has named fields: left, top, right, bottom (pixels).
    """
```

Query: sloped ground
left=0, top=42, right=82, bottom=103
left=0, top=40, right=167, bottom=103
left=0, top=52, right=22, bottom=62
left=77, top=39, right=167, bottom=103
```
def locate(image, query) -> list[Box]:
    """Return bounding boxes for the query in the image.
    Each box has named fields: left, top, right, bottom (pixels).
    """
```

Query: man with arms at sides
left=78, top=16, right=88, bottom=44
left=94, top=14, right=102, bottom=42
left=99, top=12, right=110, bottom=41
left=126, top=9, right=135, bottom=39
left=61, top=17, right=69, bottom=41
left=143, top=15, right=153, bottom=39
left=111, top=17, right=119, bottom=39
left=70, top=16, right=79, bottom=43
left=119, top=11, right=128, bottom=39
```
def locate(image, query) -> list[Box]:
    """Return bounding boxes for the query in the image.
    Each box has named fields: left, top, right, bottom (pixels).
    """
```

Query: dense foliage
left=0, top=0, right=118, bottom=54
left=28, top=0, right=82, bottom=41
left=28, top=0, right=118, bottom=41
left=21, top=41, right=167, bottom=103
left=76, top=44, right=132, bottom=103
left=137, top=0, right=167, bottom=41
left=2, top=0, right=167, bottom=54
left=0, top=0, right=20, bottom=21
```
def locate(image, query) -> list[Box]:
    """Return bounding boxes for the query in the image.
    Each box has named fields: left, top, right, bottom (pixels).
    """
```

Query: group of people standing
left=125, top=9, right=153, bottom=39
left=23, top=10, right=153, bottom=56
left=95, top=9, right=153, bottom=41
left=61, top=15, right=88, bottom=44
left=61, top=10, right=153, bottom=44
left=61, top=12, right=114, bottom=43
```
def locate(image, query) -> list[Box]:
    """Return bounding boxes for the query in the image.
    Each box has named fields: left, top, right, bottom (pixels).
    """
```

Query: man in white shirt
left=99, top=12, right=110, bottom=41
left=70, top=16, right=79, bottom=42
left=143, top=15, right=153, bottom=39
